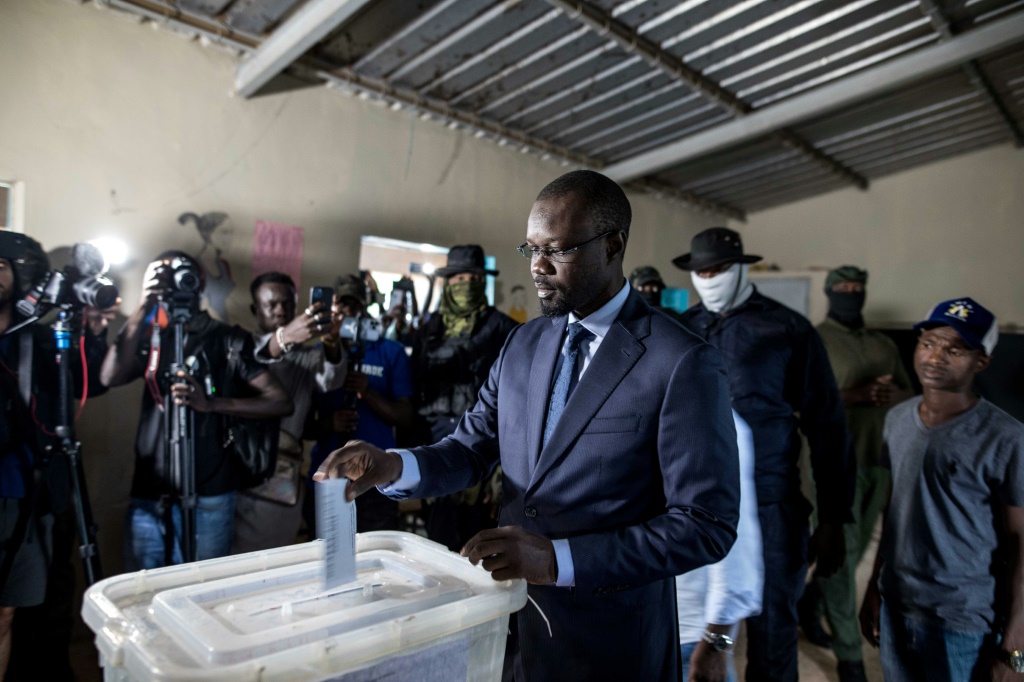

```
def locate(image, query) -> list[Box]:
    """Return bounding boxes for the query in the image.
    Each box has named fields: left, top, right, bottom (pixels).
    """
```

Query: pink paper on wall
left=252, top=220, right=304, bottom=290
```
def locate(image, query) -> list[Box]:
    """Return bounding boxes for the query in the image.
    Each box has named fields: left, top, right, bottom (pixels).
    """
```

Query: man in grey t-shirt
left=859, top=297, right=1024, bottom=680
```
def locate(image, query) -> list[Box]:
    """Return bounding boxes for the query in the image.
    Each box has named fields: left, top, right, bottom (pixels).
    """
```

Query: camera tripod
left=0, top=308, right=104, bottom=589
left=162, top=294, right=198, bottom=565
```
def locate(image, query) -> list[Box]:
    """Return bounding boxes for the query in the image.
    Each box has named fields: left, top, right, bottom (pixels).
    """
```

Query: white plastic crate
left=82, top=532, right=527, bottom=681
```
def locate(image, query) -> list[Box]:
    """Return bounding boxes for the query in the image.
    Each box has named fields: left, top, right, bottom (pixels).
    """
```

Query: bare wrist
left=384, top=450, right=404, bottom=484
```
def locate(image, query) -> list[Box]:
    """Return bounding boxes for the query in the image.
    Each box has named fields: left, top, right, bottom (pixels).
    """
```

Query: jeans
left=745, top=498, right=809, bottom=682
left=879, top=601, right=994, bottom=682
left=124, top=493, right=236, bottom=570
left=680, top=641, right=738, bottom=682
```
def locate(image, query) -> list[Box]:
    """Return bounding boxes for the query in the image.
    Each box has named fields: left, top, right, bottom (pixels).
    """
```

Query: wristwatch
left=701, top=630, right=735, bottom=653
left=998, top=649, right=1024, bottom=673
left=275, top=326, right=294, bottom=354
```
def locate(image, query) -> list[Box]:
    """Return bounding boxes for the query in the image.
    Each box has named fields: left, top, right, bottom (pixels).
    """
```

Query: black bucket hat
left=434, top=245, right=499, bottom=277
left=672, top=227, right=762, bottom=272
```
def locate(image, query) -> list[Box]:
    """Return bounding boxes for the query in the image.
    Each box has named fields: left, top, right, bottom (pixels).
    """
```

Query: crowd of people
left=0, top=170, right=1020, bottom=682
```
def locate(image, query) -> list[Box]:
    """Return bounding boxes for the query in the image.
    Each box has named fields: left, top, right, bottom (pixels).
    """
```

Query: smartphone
left=310, top=286, right=333, bottom=322
left=310, top=285, right=333, bottom=310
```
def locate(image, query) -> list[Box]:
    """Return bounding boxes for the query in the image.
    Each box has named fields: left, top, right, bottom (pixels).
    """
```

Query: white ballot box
left=82, top=532, right=527, bottom=682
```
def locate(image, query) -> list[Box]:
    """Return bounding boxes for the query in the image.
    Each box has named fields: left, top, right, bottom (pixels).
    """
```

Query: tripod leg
left=66, top=443, right=101, bottom=585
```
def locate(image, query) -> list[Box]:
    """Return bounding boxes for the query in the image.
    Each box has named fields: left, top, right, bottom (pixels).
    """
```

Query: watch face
left=706, top=633, right=734, bottom=652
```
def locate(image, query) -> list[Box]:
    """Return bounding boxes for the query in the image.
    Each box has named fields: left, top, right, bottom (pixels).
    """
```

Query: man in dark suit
left=315, top=170, right=740, bottom=681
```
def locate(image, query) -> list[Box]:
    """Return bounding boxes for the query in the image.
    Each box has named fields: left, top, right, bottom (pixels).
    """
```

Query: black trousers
left=744, top=498, right=810, bottom=682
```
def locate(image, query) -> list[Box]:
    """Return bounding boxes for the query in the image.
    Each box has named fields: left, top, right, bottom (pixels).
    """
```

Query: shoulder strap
left=19, top=330, right=32, bottom=406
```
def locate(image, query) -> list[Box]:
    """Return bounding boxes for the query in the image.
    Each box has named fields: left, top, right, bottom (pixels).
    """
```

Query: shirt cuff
left=377, top=449, right=420, bottom=500
left=552, top=539, right=575, bottom=587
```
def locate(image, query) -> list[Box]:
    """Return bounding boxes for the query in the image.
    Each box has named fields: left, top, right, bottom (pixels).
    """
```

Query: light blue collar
left=568, top=279, right=630, bottom=342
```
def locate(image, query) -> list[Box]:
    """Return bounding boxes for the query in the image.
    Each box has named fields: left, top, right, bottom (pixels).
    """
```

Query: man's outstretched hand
left=461, top=526, right=557, bottom=584
left=312, top=440, right=403, bottom=502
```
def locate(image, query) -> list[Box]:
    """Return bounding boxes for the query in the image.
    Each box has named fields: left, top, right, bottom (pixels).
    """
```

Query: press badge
left=316, top=478, right=358, bottom=590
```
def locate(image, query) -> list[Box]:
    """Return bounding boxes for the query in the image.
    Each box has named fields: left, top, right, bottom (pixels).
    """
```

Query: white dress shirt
left=675, top=411, right=764, bottom=642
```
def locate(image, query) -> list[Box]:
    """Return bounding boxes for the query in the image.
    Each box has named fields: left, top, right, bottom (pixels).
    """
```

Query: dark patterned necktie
left=543, top=322, right=588, bottom=449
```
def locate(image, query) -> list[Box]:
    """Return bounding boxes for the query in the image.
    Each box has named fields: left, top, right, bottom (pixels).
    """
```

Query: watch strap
left=701, top=630, right=735, bottom=652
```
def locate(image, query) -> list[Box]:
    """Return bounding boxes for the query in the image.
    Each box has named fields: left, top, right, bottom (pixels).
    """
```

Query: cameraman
left=304, top=274, right=413, bottom=534
left=0, top=233, right=111, bottom=679
left=231, top=272, right=347, bottom=553
left=101, top=250, right=292, bottom=569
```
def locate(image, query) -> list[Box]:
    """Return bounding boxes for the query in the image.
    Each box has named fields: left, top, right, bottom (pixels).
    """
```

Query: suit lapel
left=523, top=317, right=565, bottom=481
left=528, top=294, right=649, bottom=493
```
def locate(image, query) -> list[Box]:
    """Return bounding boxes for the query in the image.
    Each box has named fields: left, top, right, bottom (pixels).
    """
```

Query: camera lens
left=173, top=269, right=201, bottom=293
left=73, top=276, right=119, bottom=309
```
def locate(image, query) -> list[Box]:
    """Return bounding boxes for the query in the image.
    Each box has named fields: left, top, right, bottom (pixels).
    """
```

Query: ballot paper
left=316, top=478, right=357, bottom=590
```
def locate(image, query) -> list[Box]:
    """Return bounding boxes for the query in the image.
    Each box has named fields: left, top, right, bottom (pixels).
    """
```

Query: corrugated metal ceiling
left=96, top=0, right=1024, bottom=220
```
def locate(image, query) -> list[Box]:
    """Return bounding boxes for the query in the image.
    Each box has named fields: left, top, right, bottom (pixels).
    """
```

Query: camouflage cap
left=629, top=266, right=665, bottom=288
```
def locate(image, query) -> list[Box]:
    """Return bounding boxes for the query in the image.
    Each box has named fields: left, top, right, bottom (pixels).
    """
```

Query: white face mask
left=691, top=263, right=752, bottom=314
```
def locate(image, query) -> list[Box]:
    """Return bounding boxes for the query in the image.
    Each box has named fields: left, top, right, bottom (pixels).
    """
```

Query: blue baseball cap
left=914, top=297, right=998, bottom=355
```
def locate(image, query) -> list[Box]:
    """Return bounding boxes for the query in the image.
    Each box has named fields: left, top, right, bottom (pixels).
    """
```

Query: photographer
left=101, top=250, right=291, bottom=569
left=304, top=274, right=413, bottom=534
left=231, top=272, right=347, bottom=553
left=0, top=233, right=111, bottom=679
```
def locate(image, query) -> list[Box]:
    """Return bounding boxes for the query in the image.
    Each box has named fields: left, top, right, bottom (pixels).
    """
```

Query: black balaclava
left=639, top=288, right=662, bottom=308
left=825, top=265, right=868, bottom=329
left=827, top=290, right=866, bottom=328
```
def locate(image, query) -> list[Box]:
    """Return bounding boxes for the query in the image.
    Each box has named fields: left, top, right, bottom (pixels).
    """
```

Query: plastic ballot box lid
left=82, top=532, right=527, bottom=682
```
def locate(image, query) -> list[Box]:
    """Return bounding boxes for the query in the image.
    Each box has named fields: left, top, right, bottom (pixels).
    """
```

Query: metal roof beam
left=918, top=0, right=1024, bottom=146
left=234, top=0, right=376, bottom=98
left=543, top=0, right=868, bottom=191
left=631, top=178, right=747, bottom=223
left=96, top=0, right=746, bottom=222
left=603, top=9, right=1024, bottom=182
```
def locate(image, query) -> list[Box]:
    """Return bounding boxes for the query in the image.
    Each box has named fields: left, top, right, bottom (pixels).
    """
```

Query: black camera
left=16, top=243, right=119, bottom=318
left=155, top=256, right=202, bottom=295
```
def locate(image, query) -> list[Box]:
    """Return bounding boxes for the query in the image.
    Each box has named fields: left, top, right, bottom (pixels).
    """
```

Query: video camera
left=14, top=242, right=119, bottom=318
left=339, top=314, right=382, bottom=345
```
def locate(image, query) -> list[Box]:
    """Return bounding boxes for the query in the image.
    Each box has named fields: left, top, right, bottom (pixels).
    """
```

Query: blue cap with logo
left=914, top=297, right=998, bottom=355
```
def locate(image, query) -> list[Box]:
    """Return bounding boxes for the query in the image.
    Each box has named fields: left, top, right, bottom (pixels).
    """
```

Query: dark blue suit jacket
left=410, top=290, right=740, bottom=681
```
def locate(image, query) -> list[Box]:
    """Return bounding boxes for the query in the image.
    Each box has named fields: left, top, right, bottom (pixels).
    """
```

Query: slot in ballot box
left=82, top=532, right=527, bottom=682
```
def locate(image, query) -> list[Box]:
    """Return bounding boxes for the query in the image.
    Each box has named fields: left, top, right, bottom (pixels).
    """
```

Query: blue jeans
left=680, top=641, right=737, bottom=682
left=124, top=493, right=236, bottom=570
left=879, top=601, right=994, bottom=681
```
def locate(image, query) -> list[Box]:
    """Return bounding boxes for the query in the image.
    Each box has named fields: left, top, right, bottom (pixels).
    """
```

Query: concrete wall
left=0, top=0, right=720, bottom=575
left=736, top=145, right=1024, bottom=329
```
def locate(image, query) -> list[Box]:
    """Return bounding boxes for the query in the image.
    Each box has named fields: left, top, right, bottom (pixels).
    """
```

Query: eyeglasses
left=517, top=231, right=613, bottom=263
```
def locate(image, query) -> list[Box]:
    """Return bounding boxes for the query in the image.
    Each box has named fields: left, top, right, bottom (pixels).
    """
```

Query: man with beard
left=860, top=298, right=1024, bottom=680
left=411, top=245, right=517, bottom=550
left=0, top=233, right=111, bottom=680
left=673, top=227, right=853, bottom=682
left=798, top=266, right=912, bottom=682
left=314, top=170, right=740, bottom=681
